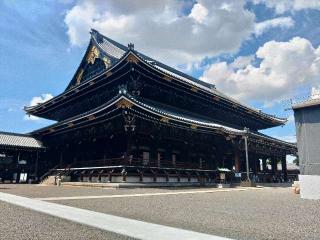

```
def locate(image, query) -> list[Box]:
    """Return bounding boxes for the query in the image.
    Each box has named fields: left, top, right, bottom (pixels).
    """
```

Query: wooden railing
left=65, top=157, right=209, bottom=170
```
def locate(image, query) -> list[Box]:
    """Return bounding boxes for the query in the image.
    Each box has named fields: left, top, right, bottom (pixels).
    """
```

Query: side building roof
left=292, top=98, right=320, bottom=110
left=0, top=132, right=44, bottom=150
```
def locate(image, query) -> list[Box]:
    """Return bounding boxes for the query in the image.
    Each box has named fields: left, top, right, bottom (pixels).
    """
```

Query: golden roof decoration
left=126, top=53, right=139, bottom=64
left=76, top=69, right=84, bottom=85
left=213, top=96, right=220, bottom=101
left=103, top=56, right=111, bottom=68
left=116, top=99, right=133, bottom=109
left=163, top=75, right=172, bottom=82
left=106, top=71, right=113, bottom=77
left=190, top=124, right=197, bottom=129
left=86, top=45, right=100, bottom=65
left=87, top=115, right=96, bottom=120
left=160, top=117, right=169, bottom=123
left=191, top=86, right=198, bottom=92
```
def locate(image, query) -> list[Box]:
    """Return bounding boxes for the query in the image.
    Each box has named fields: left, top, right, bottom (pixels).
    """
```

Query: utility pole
left=244, top=127, right=250, bottom=182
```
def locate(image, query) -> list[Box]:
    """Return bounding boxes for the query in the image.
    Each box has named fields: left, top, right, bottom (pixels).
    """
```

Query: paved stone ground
left=0, top=200, right=135, bottom=240
left=1, top=184, right=320, bottom=240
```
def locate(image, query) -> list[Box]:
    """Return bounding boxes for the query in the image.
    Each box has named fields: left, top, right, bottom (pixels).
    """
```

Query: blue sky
left=1, top=0, right=320, bottom=147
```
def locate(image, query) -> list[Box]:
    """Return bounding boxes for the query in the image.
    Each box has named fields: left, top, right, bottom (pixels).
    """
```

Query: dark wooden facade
left=26, top=30, right=297, bottom=183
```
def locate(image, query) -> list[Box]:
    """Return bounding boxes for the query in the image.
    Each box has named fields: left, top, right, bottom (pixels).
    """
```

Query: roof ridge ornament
left=128, top=43, right=134, bottom=50
left=118, top=85, right=128, bottom=94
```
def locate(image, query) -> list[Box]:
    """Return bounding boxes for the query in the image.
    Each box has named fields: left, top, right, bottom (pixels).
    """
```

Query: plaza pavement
left=0, top=184, right=320, bottom=239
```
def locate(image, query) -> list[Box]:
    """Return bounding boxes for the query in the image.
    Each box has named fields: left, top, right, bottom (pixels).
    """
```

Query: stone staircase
left=40, top=175, right=57, bottom=185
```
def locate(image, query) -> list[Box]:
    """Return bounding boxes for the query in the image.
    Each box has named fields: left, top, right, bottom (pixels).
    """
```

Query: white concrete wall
left=157, top=177, right=167, bottom=182
left=180, top=177, right=189, bottom=183
left=112, top=176, right=123, bottom=182
left=143, top=177, right=154, bottom=183
left=100, top=176, right=109, bottom=183
left=60, top=176, right=71, bottom=182
left=190, top=178, right=199, bottom=183
left=91, top=176, right=99, bottom=183
left=299, top=175, right=320, bottom=199
left=126, top=176, right=141, bottom=183
left=168, top=177, right=177, bottom=183
left=83, top=176, right=90, bottom=182
left=76, top=175, right=203, bottom=183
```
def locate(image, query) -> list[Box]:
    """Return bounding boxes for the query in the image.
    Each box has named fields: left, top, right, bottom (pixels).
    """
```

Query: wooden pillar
left=271, top=158, right=277, bottom=174
left=35, top=151, right=39, bottom=181
left=125, top=132, right=132, bottom=165
left=59, top=151, right=63, bottom=168
left=251, top=153, right=257, bottom=174
left=281, top=155, right=288, bottom=182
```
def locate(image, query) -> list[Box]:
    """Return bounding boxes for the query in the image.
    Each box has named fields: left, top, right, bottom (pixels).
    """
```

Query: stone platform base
left=61, top=182, right=217, bottom=188
left=240, top=181, right=257, bottom=187
left=299, top=175, right=320, bottom=199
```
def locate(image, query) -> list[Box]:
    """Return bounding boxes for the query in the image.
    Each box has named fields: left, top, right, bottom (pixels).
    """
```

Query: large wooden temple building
left=2, top=30, right=297, bottom=184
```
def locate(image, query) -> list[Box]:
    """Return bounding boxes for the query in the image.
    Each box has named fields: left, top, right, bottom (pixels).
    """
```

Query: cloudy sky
left=1, top=0, right=320, bottom=146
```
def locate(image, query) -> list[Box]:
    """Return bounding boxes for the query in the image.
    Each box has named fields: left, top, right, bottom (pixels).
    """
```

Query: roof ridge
left=0, top=131, right=33, bottom=137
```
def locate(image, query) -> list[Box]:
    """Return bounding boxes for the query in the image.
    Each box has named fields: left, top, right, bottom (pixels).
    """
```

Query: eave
left=31, top=91, right=296, bottom=153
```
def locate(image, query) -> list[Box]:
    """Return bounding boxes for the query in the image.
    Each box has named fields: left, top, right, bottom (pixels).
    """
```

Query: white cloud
left=253, top=0, right=320, bottom=14
left=24, top=93, right=53, bottom=121
left=254, top=17, right=294, bottom=36
left=24, top=115, right=40, bottom=121
left=201, top=37, right=320, bottom=106
left=64, top=0, right=256, bottom=66
left=272, top=135, right=296, bottom=143
left=189, top=3, right=208, bottom=24
left=230, top=55, right=254, bottom=69
left=287, top=114, right=295, bottom=123
left=29, top=93, right=53, bottom=107
left=311, top=85, right=320, bottom=99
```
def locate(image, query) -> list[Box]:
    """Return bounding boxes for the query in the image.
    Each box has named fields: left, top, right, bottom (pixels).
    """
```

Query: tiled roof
left=0, top=132, right=44, bottom=149
left=90, top=29, right=216, bottom=91
left=90, top=30, right=287, bottom=124
left=292, top=98, right=320, bottom=110
left=93, top=33, right=126, bottom=59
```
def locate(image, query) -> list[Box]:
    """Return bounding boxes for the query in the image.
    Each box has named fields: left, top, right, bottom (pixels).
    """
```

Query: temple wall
left=294, top=106, right=320, bottom=175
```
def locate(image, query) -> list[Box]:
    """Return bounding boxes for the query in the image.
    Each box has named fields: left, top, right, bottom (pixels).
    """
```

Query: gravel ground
left=51, top=187, right=320, bottom=240
left=0, top=201, right=136, bottom=240
left=1, top=185, right=320, bottom=240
